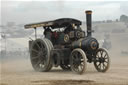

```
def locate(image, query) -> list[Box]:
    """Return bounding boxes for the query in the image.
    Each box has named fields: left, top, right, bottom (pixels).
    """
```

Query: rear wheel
left=70, top=48, right=87, bottom=74
left=44, top=39, right=53, bottom=71
left=30, top=38, right=53, bottom=72
left=94, top=48, right=110, bottom=72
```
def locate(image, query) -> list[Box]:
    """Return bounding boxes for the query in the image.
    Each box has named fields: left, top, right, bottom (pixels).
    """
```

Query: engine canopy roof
left=24, top=18, right=82, bottom=29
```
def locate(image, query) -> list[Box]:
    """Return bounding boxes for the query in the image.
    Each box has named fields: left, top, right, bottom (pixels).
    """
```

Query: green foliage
left=120, top=15, right=128, bottom=22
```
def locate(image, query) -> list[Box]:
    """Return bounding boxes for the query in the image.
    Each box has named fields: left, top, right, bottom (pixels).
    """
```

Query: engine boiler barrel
left=71, top=37, right=99, bottom=51
left=85, top=10, right=92, bottom=37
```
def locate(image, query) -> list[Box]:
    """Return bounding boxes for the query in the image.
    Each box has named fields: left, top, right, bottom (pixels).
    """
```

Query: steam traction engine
left=24, top=11, right=110, bottom=74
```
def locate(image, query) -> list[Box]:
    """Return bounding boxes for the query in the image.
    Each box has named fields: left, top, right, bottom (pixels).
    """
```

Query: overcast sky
left=1, top=0, right=128, bottom=25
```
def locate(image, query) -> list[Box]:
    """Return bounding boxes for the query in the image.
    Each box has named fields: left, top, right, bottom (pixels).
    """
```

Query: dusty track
left=0, top=54, right=128, bottom=85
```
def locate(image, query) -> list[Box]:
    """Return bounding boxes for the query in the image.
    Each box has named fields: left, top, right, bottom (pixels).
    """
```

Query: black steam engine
left=24, top=10, right=110, bottom=74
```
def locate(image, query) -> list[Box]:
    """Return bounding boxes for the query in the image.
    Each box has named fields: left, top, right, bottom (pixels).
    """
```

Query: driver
left=44, top=27, right=52, bottom=40
left=52, top=31, right=58, bottom=39
left=64, top=24, right=74, bottom=34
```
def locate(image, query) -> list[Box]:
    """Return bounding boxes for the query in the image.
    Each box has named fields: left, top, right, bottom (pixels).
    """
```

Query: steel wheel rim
left=70, top=49, right=86, bottom=74
left=43, top=38, right=53, bottom=71
left=94, top=48, right=110, bottom=72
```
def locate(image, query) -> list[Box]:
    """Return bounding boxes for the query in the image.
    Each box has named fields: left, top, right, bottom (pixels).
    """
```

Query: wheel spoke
left=104, top=57, right=108, bottom=59
left=35, top=42, right=41, bottom=49
left=104, top=60, right=108, bottom=63
left=76, top=66, right=79, bottom=72
left=100, top=63, right=102, bottom=69
left=32, top=49, right=38, bottom=53
left=35, top=60, right=42, bottom=67
left=77, top=52, right=80, bottom=57
left=41, top=59, right=46, bottom=65
left=103, top=63, right=106, bottom=69
left=42, top=55, right=47, bottom=61
left=42, top=50, right=47, bottom=56
left=73, top=65, right=77, bottom=71
left=31, top=55, right=39, bottom=60
left=98, top=62, right=101, bottom=67
left=40, top=43, right=44, bottom=48
left=97, top=54, right=100, bottom=58
left=100, top=51, right=103, bottom=57
left=75, top=52, right=79, bottom=58
left=104, top=53, right=107, bottom=58
left=73, top=55, right=77, bottom=59
left=40, top=43, right=45, bottom=50
left=97, top=52, right=101, bottom=58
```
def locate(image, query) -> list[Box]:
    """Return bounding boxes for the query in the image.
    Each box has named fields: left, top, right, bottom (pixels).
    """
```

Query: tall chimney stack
left=85, top=10, right=92, bottom=37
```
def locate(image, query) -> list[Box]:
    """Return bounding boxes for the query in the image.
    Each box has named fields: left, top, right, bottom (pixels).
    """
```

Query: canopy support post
left=34, top=27, right=37, bottom=39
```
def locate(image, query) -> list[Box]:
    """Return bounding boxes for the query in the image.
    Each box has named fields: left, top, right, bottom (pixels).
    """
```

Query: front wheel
left=70, top=48, right=87, bottom=74
left=94, top=48, right=110, bottom=72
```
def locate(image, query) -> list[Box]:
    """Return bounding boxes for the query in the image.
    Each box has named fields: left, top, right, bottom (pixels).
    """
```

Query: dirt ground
left=1, top=33, right=128, bottom=85
left=0, top=52, right=128, bottom=85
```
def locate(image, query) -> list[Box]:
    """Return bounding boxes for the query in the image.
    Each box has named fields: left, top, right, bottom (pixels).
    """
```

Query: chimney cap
left=85, top=10, right=92, bottom=14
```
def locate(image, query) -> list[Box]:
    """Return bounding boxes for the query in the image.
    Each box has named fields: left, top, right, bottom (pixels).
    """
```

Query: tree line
left=120, top=15, right=128, bottom=22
